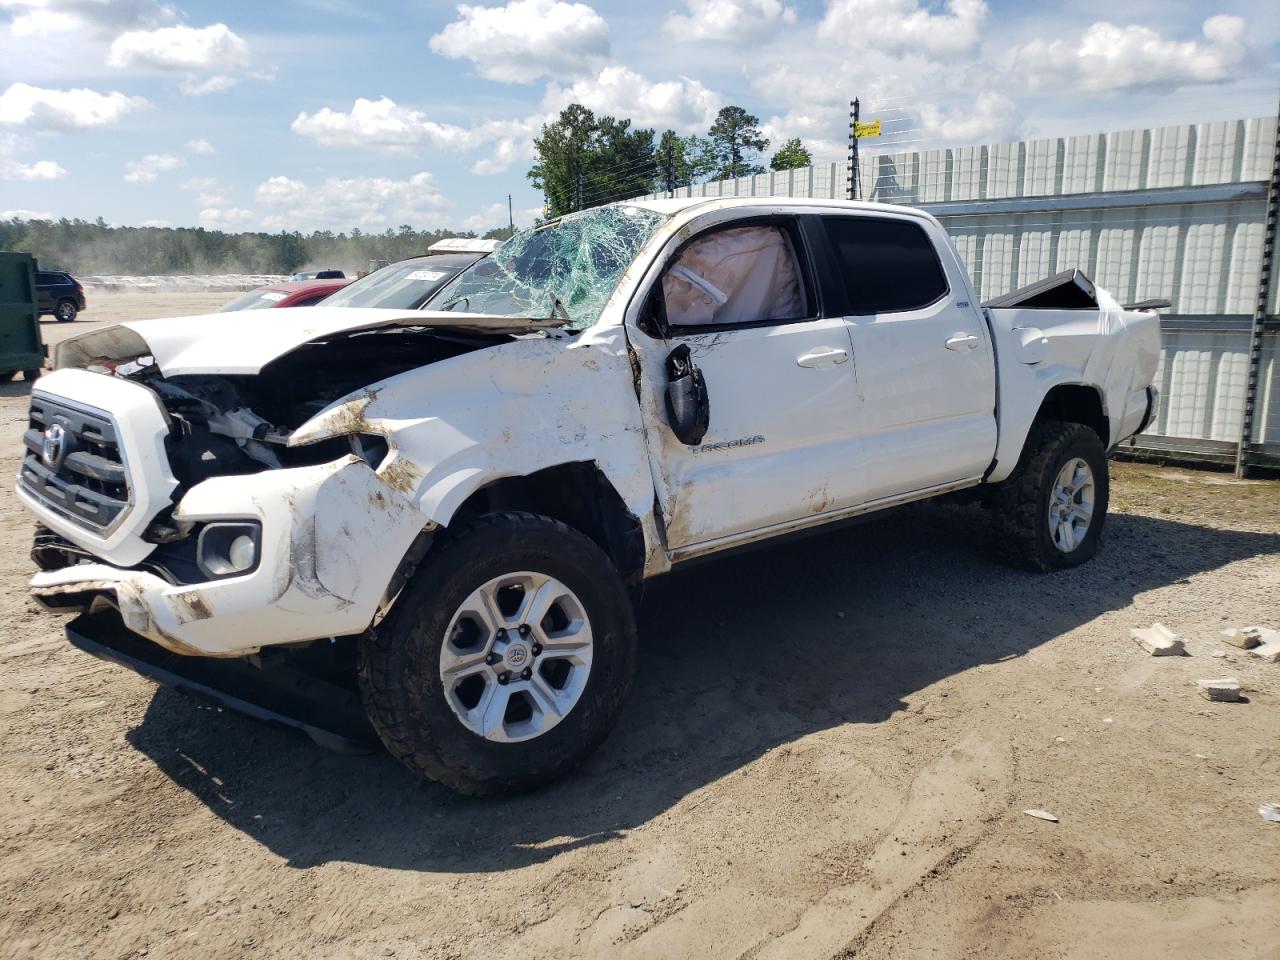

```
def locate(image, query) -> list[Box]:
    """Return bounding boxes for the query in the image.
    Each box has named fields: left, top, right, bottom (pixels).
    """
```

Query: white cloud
left=180, top=176, right=227, bottom=205
left=467, top=117, right=541, bottom=174
left=1009, top=16, right=1251, bottom=94
left=664, top=0, right=795, bottom=43
left=457, top=201, right=539, bottom=232
left=3, top=157, right=66, bottom=180
left=186, top=138, right=216, bottom=155
left=295, top=65, right=721, bottom=177
left=1, top=0, right=173, bottom=38
left=1, top=208, right=55, bottom=220
left=428, top=0, right=610, bottom=84
left=255, top=171, right=451, bottom=230
left=108, top=23, right=250, bottom=71
left=544, top=65, right=720, bottom=132
left=0, top=82, right=148, bottom=130
left=124, top=152, right=183, bottom=183
left=198, top=207, right=254, bottom=230
left=291, top=96, right=472, bottom=150
left=818, top=0, right=987, bottom=58
left=917, top=91, right=1021, bottom=143
left=179, top=74, right=240, bottom=96
left=141, top=218, right=171, bottom=227
left=0, top=132, right=66, bottom=180
left=6, top=6, right=79, bottom=36
left=459, top=201, right=512, bottom=233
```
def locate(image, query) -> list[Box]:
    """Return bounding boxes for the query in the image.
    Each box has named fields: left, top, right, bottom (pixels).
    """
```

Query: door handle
left=796, top=346, right=849, bottom=368
left=945, top=333, right=980, bottom=351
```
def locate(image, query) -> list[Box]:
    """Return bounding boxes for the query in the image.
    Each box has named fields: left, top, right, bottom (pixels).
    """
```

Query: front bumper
left=67, top=610, right=376, bottom=752
left=31, top=455, right=429, bottom=657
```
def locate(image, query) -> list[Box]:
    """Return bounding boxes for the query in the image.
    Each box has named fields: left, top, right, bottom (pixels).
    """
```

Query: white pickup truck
left=18, top=197, right=1160, bottom=795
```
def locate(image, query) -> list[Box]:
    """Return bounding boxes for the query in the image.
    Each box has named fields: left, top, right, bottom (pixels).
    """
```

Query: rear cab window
left=821, top=216, right=948, bottom=314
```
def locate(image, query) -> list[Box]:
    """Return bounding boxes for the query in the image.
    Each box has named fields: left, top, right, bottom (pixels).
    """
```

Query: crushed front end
left=12, top=322, right=500, bottom=745
left=20, top=360, right=430, bottom=657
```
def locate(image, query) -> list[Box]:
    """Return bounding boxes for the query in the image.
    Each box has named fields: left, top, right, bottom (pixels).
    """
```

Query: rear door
left=34, top=271, right=54, bottom=312
left=819, top=214, right=996, bottom=501
left=627, top=214, right=866, bottom=553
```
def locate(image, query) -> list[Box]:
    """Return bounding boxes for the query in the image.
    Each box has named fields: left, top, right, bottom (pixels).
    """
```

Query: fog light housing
left=197, top=521, right=262, bottom=580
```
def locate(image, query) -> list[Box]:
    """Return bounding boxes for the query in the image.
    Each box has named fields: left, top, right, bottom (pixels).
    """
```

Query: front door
left=627, top=215, right=866, bottom=553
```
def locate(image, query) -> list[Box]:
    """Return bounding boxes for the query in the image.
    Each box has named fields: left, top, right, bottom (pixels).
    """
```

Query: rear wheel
left=54, top=299, right=77, bottom=322
left=358, top=512, right=637, bottom=795
left=992, top=421, right=1109, bottom=572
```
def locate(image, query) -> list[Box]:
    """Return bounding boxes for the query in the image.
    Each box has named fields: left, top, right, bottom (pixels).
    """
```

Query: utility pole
left=847, top=98, right=860, bottom=201
left=507, top=194, right=513, bottom=231
left=666, top=141, right=676, bottom=197
left=1235, top=90, right=1280, bottom=478
left=574, top=171, right=583, bottom=212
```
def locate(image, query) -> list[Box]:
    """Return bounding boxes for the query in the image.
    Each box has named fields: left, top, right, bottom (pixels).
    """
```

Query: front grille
left=20, top=396, right=132, bottom=532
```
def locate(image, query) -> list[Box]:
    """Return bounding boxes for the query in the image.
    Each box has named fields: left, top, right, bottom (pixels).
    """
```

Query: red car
left=218, top=277, right=352, bottom=313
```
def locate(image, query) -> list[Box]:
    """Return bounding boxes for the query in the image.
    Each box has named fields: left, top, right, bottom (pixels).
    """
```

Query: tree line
left=529, top=104, right=812, bottom=217
left=0, top=217, right=510, bottom=277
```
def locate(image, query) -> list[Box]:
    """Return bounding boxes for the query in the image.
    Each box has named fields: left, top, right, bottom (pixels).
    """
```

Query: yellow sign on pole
left=854, top=119, right=882, bottom=139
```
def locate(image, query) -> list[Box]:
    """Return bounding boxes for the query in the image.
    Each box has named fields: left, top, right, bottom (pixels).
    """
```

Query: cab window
left=661, top=222, right=811, bottom=331
left=822, top=217, right=948, bottom=314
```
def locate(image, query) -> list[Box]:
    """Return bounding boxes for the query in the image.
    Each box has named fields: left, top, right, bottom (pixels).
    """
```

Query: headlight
left=197, top=521, right=262, bottom=579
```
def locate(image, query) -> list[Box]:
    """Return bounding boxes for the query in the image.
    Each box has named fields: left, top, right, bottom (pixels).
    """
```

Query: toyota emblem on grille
left=41, top=423, right=68, bottom=471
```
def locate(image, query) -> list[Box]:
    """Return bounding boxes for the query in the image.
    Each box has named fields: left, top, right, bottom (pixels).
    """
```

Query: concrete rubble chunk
left=1220, top=628, right=1261, bottom=650
left=1197, top=677, right=1241, bottom=702
left=1249, top=642, right=1280, bottom=664
left=1242, top=626, right=1280, bottom=645
left=1130, top=623, right=1186, bottom=656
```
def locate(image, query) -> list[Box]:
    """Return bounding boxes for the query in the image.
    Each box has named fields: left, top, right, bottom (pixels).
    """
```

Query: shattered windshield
left=431, top=205, right=667, bottom=331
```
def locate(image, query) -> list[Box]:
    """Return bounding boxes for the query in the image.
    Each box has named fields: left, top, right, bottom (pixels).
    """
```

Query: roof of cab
left=625, top=195, right=937, bottom=222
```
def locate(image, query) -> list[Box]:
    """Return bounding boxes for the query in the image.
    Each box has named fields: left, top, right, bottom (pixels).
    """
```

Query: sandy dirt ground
left=1, top=293, right=1278, bottom=959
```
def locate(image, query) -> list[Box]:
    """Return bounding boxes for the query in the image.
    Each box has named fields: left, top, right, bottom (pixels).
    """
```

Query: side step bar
left=66, top=611, right=379, bottom=754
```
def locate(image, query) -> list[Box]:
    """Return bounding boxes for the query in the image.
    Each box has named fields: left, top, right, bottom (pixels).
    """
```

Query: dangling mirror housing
left=664, top=344, right=710, bottom=445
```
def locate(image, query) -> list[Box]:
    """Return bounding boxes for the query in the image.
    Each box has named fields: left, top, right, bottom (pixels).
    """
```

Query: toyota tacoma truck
left=17, top=198, right=1160, bottom=795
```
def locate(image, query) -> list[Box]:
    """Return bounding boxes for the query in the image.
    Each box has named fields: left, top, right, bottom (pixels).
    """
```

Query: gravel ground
left=1, top=295, right=1278, bottom=959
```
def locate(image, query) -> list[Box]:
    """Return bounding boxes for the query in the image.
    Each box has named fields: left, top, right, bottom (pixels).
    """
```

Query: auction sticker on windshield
left=406, top=270, right=448, bottom=282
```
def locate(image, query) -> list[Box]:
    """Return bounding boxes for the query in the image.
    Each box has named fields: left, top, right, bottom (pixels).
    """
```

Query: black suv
left=36, top=270, right=86, bottom=322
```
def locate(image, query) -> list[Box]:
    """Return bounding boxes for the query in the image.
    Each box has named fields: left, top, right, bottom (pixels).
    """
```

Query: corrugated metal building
left=632, top=116, right=1279, bottom=468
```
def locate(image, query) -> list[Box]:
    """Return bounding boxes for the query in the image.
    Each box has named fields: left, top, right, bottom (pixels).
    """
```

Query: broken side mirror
left=664, top=344, right=710, bottom=446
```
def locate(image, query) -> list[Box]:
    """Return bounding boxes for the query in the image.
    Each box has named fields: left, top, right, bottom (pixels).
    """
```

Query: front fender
left=290, top=328, right=660, bottom=551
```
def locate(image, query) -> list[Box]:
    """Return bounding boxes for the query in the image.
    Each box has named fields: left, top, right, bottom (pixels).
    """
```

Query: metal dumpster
left=0, top=252, right=45, bottom=381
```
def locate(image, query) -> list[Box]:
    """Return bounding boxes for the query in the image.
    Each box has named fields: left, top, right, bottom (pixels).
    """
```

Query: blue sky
left=1, top=0, right=1276, bottom=234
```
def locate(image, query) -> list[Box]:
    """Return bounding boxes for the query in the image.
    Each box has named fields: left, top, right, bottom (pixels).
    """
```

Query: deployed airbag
left=662, top=226, right=804, bottom=326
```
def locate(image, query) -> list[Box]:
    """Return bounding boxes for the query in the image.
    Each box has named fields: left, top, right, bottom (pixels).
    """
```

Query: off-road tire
left=55, top=299, right=77, bottom=322
left=358, top=511, right=638, bottom=796
left=992, top=420, right=1109, bottom=572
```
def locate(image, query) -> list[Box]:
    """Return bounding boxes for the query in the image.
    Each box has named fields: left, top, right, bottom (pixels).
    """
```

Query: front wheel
left=358, top=512, right=638, bottom=795
left=992, top=421, right=1109, bottom=572
left=55, top=299, right=78, bottom=322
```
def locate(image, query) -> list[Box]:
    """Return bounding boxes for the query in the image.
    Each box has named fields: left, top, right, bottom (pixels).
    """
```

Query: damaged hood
left=56, top=306, right=565, bottom=376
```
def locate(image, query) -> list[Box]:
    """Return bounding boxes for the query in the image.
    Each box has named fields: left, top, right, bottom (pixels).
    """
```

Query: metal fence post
left=1235, top=98, right=1280, bottom=478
